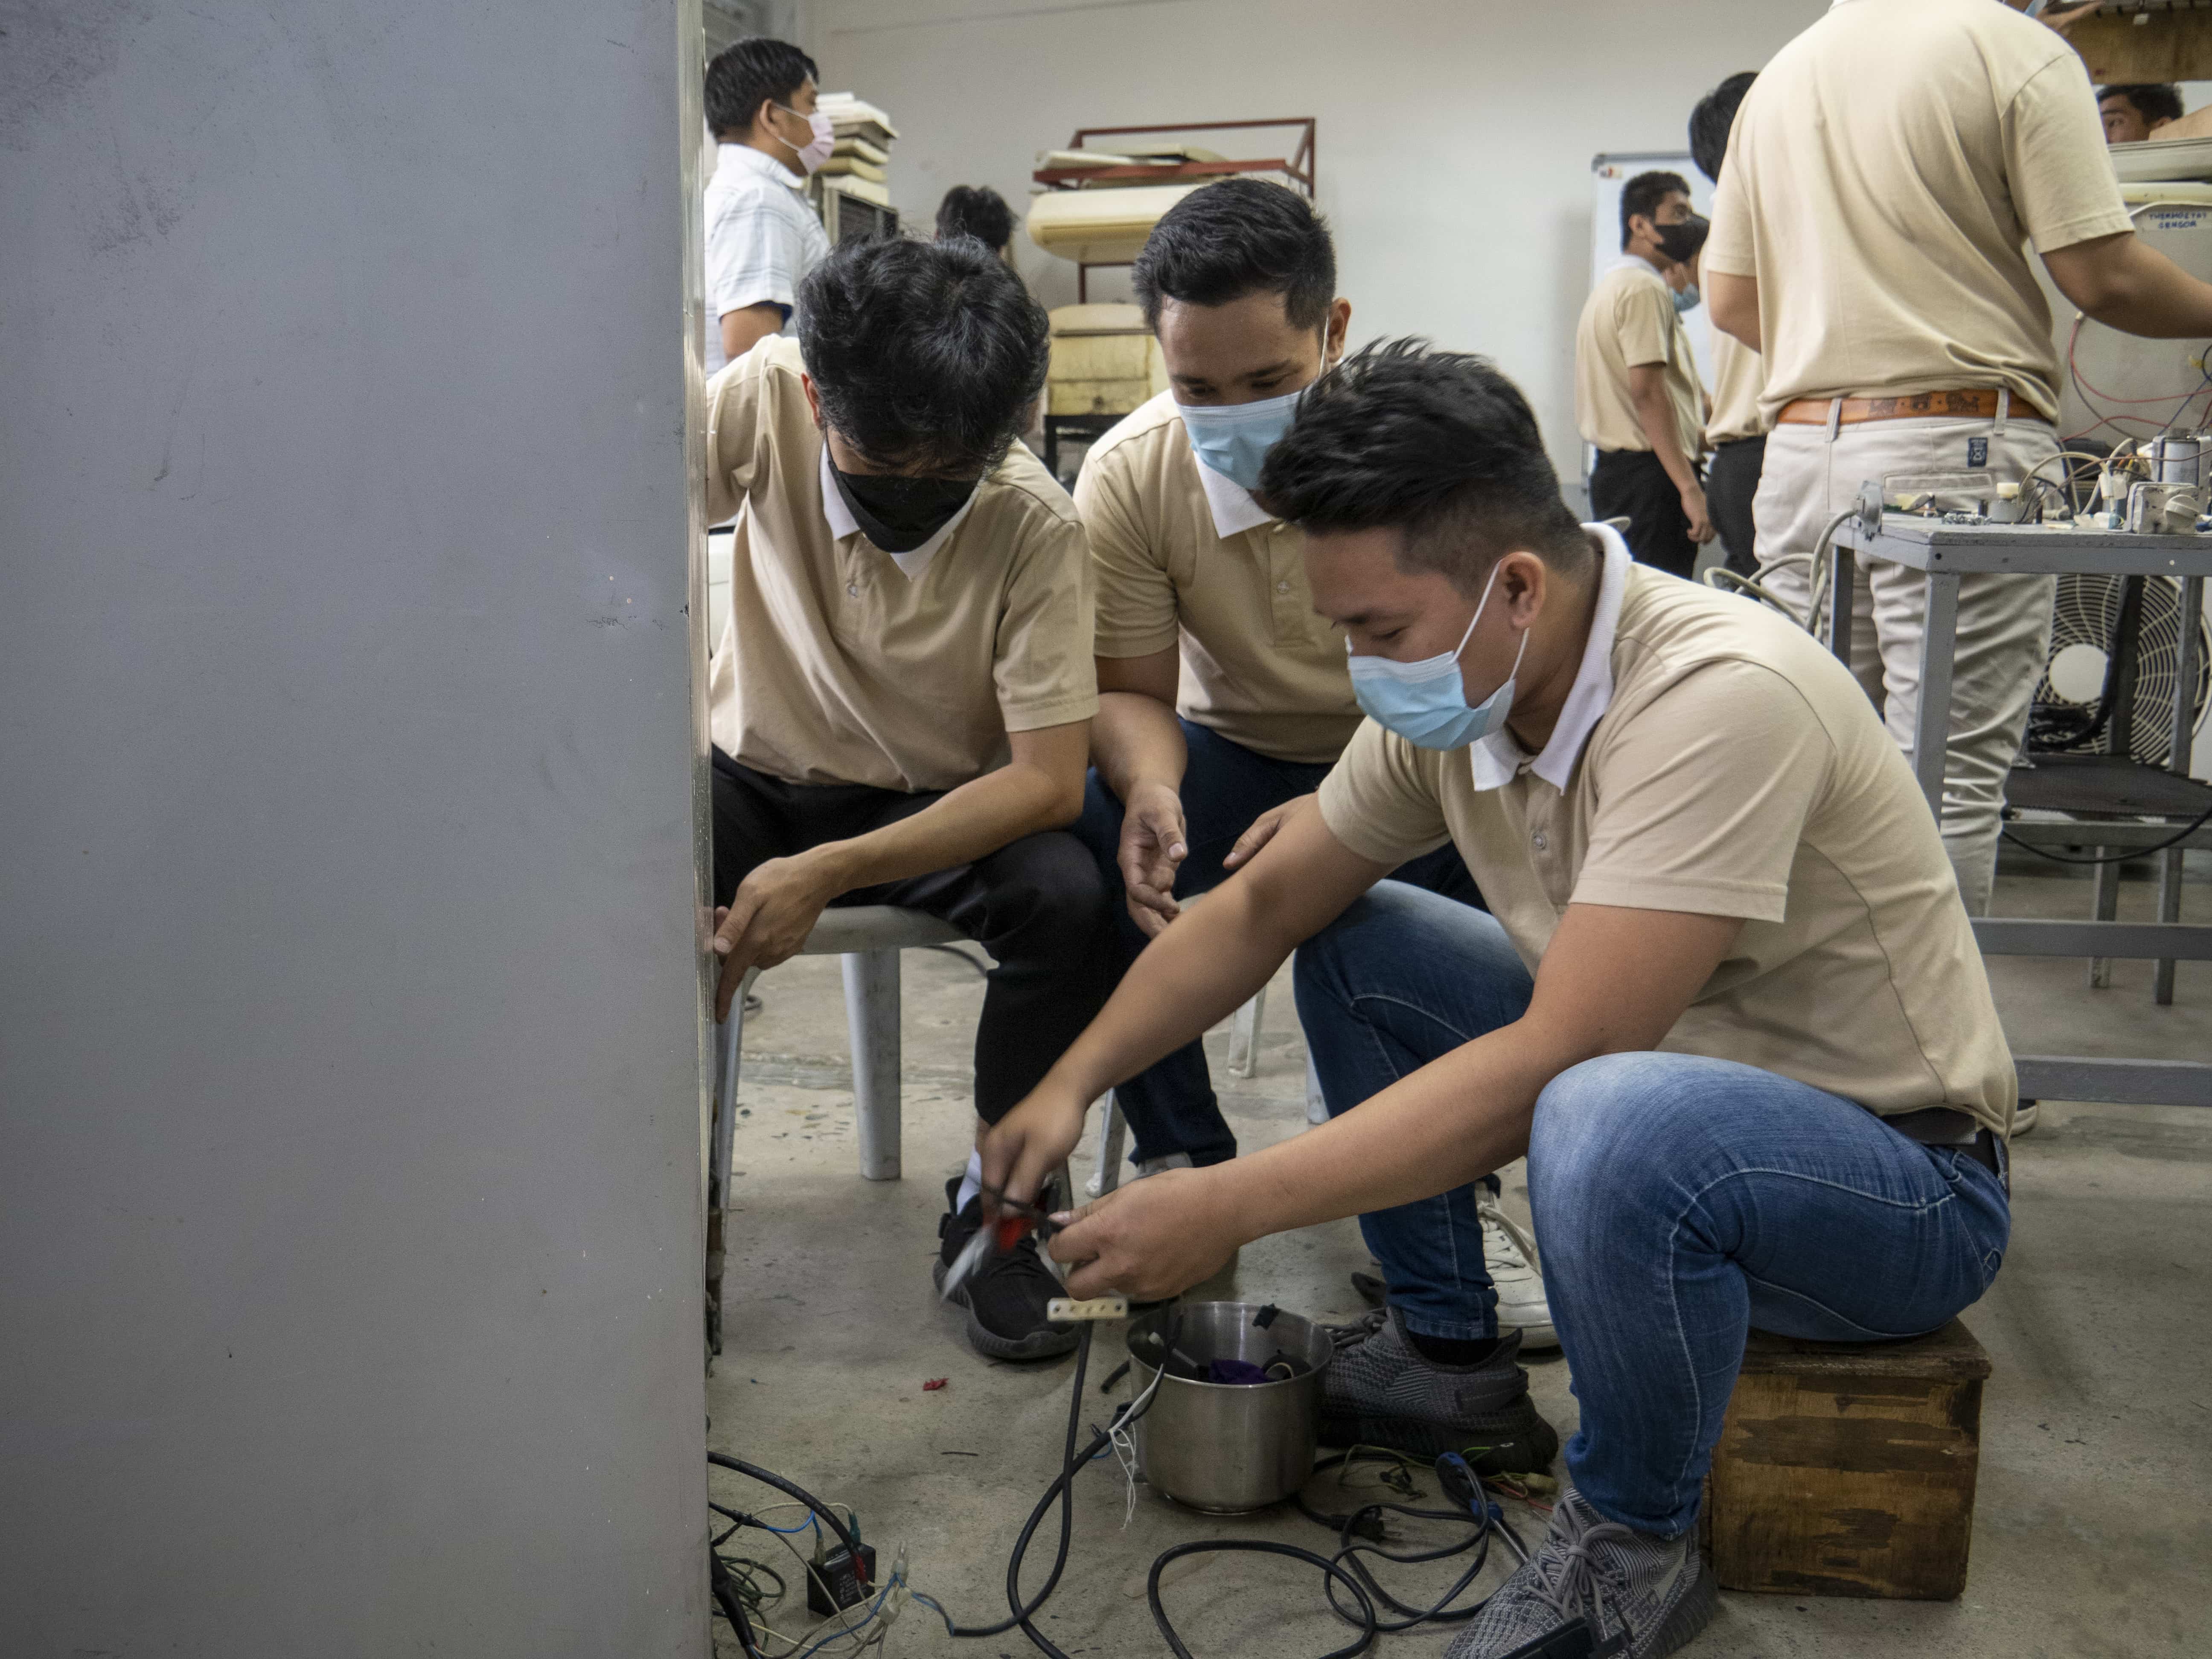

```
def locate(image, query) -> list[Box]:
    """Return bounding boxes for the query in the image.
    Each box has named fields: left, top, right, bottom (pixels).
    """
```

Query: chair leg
left=707, top=966, right=757, bottom=1359
left=1228, top=984, right=1267, bottom=1079
left=844, top=949, right=902, bottom=1181
left=1089, top=1091, right=1128, bottom=1197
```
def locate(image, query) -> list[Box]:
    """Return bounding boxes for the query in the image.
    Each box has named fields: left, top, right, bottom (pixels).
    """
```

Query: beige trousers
left=1754, top=416, right=2057, bottom=915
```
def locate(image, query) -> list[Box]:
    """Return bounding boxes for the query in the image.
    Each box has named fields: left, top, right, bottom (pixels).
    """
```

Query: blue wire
left=754, top=1513, right=819, bottom=1536
left=786, top=1570, right=904, bottom=1659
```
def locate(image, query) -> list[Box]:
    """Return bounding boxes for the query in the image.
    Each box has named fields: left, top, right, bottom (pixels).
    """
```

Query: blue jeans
left=1074, top=718, right=1481, bottom=1167
left=1294, top=882, right=2011, bottom=1536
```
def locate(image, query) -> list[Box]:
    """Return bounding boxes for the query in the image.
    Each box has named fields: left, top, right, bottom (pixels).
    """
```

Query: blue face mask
left=1672, top=284, right=1701, bottom=314
left=1174, top=317, right=1335, bottom=492
left=1176, top=384, right=1303, bottom=492
left=1346, top=562, right=1529, bottom=751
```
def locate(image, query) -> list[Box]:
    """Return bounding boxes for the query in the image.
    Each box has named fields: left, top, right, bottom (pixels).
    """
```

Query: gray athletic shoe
left=1445, top=1487, right=1715, bottom=1659
left=1320, top=1306, right=1559, bottom=1473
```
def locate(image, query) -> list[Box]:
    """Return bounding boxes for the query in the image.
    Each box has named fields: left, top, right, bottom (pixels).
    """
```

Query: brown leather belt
left=1775, top=390, right=2051, bottom=426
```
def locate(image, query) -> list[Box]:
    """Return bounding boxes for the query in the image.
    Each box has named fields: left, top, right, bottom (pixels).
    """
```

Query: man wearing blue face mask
left=1574, top=170, right=1712, bottom=578
left=984, top=342, right=2014, bottom=1659
left=1065, top=183, right=1540, bottom=1350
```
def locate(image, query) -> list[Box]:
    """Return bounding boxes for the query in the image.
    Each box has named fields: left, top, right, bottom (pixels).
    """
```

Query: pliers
left=939, top=1183, right=1061, bottom=1302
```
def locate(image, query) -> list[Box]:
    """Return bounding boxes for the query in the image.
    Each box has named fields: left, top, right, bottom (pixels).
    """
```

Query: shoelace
left=1527, top=1498, right=1637, bottom=1640
left=1324, top=1307, right=1390, bottom=1350
left=1476, top=1194, right=1541, bottom=1277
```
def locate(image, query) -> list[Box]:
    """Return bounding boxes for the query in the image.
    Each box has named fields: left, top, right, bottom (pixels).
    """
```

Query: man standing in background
left=2098, top=81, right=2182, bottom=144
left=1691, top=75, right=1765, bottom=578
left=701, top=38, right=833, bottom=377
left=1573, top=171, right=1711, bottom=577
left=1707, top=0, right=2212, bottom=916
left=936, top=185, right=1018, bottom=265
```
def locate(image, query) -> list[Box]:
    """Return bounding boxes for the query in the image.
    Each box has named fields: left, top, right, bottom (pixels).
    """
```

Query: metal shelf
left=1835, top=514, right=2211, bottom=1106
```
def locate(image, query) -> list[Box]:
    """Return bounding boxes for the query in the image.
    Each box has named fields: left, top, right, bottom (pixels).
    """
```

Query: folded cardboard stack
left=1045, top=303, right=1167, bottom=417
left=814, top=92, right=898, bottom=207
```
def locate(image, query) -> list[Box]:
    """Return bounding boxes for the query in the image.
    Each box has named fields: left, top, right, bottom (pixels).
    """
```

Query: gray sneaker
left=1445, top=1487, right=1715, bottom=1659
left=1320, top=1306, right=1559, bottom=1473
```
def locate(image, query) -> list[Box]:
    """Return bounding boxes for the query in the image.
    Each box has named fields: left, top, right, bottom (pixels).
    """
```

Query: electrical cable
left=713, top=1320, right=1540, bottom=1659
left=2002, top=799, right=2212, bottom=864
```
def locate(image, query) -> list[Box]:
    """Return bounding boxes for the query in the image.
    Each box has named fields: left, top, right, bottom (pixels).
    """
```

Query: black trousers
left=1589, top=447, right=1699, bottom=579
left=1706, top=435, right=1767, bottom=578
left=711, top=748, right=1114, bottom=1124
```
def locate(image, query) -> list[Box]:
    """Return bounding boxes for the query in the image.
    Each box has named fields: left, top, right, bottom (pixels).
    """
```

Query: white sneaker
left=1478, top=1193, right=1557, bottom=1350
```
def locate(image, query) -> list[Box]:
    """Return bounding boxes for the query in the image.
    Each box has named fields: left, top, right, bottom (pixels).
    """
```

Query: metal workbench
left=1829, top=514, right=2212, bottom=1108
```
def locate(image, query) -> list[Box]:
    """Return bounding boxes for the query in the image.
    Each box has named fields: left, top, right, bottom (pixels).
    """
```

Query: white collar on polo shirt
left=1189, top=443, right=1278, bottom=539
left=818, top=445, right=978, bottom=580
left=716, top=141, right=806, bottom=191
left=1467, top=523, right=1631, bottom=793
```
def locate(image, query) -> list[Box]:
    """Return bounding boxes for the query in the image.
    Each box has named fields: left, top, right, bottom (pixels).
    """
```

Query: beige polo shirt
left=1705, top=328, right=1766, bottom=447
left=1318, top=531, right=2016, bottom=1134
left=705, top=337, right=1097, bottom=793
left=1705, top=0, right=2132, bottom=422
left=1575, top=260, right=1705, bottom=457
left=1077, top=392, right=1362, bottom=765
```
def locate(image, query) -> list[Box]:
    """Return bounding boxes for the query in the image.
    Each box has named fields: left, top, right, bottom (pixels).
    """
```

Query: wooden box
left=1703, top=1320, right=1991, bottom=1601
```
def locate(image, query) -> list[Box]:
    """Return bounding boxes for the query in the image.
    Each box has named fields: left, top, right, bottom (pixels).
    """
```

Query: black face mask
left=829, top=462, right=980, bottom=554
left=1653, top=212, right=1709, bottom=265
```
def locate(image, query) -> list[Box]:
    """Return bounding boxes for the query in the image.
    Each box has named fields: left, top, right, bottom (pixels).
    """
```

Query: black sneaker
left=1320, top=1306, right=1559, bottom=1474
left=932, top=1178, right=1078, bottom=1362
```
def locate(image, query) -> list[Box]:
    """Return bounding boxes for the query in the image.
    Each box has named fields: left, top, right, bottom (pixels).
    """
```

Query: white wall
left=804, top=0, right=1828, bottom=484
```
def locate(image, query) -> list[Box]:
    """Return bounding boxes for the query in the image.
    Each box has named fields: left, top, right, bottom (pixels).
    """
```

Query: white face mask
left=772, top=103, right=835, bottom=175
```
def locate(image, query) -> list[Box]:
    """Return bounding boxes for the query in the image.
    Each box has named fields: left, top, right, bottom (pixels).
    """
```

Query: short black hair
left=1620, top=170, right=1690, bottom=249
left=2099, top=82, right=2184, bottom=127
left=797, top=236, right=1049, bottom=476
left=1689, top=73, right=1758, bottom=184
left=1257, top=340, right=1594, bottom=592
left=1132, top=179, right=1335, bottom=332
left=704, top=37, right=818, bottom=141
left=935, top=186, right=1016, bottom=251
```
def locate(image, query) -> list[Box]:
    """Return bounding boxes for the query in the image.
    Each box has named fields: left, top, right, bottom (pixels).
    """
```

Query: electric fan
left=2029, top=574, right=2210, bottom=768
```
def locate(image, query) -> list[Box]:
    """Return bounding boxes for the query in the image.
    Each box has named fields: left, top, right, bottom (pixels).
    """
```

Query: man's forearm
left=2045, top=231, right=2212, bottom=338
left=1213, top=1020, right=1562, bottom=1246
left=1091, top=691, right=1186, bottom=803
left=808, top=765, right=1074, bottom=895
left=1633, top=388, right=1700, bottom=493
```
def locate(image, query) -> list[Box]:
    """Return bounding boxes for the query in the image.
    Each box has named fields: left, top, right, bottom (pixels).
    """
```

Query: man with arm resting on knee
left=706, top=237, right=1113, bottom=1364
left=982, top=342, right=2014, bottom=1659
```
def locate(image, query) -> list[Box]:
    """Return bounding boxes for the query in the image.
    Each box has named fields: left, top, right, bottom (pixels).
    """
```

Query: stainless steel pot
left=1127, top=1301, right=1333, bottom=1513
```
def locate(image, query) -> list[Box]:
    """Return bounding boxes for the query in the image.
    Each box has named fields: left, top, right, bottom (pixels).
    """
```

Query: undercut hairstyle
left=935, top=185, right=1016, bottom=252
left=1690, top=73, right=1758, bottom=185
left=1132, top=178, right=1336, bottom=332
left=704, top=37, right=818, bottom=141
left=2099, top=82, right=2184, bottom=127
left=1619, top=169, right=1690, bottom=248
left=1257, top=340, right=1595, bottom=592
left=797, top=236, right=1049, bottom=476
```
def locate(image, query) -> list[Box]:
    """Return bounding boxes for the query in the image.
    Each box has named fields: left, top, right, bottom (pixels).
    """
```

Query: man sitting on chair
left=706, top=236, right=1113, bottom=1362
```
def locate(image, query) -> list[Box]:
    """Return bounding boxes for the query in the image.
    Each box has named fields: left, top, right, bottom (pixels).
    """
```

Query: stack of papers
left=816, top=93, right=898, bottom=203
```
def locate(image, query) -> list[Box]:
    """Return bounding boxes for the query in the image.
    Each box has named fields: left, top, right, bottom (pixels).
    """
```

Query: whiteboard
left=1590, top=151, right=1717, bottom=393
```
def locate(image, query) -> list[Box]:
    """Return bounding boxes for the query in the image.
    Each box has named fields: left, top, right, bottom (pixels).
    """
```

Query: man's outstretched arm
left=1048, top=901, right=1745, bottom=1301
left=978, top=797, right=1389, bottom=1208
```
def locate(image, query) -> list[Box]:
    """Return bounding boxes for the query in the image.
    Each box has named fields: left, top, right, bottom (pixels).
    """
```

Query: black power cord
left=710, top=1324, right=1533, bottom=1659
left=2001, top=800, right=2212, bottom=865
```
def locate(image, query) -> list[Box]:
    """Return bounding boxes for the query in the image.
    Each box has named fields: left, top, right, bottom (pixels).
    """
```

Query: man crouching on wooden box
left=980, top=341, right=2015, bottom=1659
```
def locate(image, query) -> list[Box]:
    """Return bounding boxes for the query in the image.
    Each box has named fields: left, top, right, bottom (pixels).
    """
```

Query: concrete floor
left=708, top=862, right=2212, bottom=1659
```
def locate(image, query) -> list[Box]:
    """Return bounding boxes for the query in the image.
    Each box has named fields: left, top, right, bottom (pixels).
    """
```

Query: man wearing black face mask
left=703, top=236, right=1115, bottom=1364
left=1573, top=170, right=1711, bottom=578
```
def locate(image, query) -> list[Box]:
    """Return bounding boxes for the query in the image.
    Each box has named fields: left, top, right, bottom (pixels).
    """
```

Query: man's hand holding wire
left=1046, top=1166, right=1240, bottom=1302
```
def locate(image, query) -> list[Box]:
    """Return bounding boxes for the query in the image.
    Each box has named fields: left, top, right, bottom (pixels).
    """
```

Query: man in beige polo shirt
left=979, top=344, right=2014, bottom=1658
left=1691, top=73, right=1767, bottom=578
left=1706, top=0, right=2212, bottom=914
left=704, top=236, right=1112, bottom=1363
left=1574, top=170, right=1711, bottom=578
left=1067, top=182, right=1542, bottom=1344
